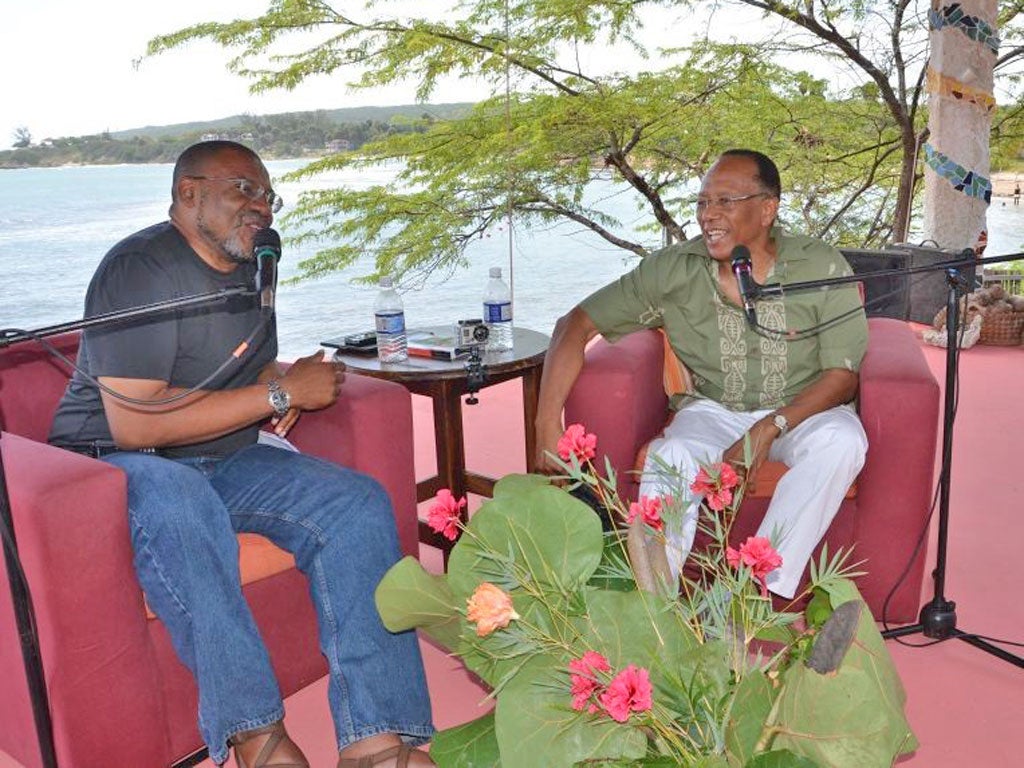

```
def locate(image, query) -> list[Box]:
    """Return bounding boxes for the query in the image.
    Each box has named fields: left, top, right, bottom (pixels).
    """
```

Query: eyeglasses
left=694, top=192, right=769, bottom=213
left=187, top=176, right=284, bottom=213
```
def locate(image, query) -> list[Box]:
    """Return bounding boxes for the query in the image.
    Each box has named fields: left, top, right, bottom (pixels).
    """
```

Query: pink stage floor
left=3, top=330, right=1022, bottom=767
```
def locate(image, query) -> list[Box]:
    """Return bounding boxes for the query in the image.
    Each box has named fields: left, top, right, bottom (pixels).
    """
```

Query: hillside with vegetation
left=0, top=103, right=473, bottom=168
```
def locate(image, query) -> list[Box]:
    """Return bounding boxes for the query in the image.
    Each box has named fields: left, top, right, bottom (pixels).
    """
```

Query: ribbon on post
left=928, top=3, right=1000, bottom=54
left=923, top=143, right=993, bottom=204
left=925, top=67, right=995, bottom=113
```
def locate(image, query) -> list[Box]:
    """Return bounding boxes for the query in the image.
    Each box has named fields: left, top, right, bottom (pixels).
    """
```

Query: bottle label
left=484, top=301, right=512, bottom=323
left=375, top=311, right=405, bottom=334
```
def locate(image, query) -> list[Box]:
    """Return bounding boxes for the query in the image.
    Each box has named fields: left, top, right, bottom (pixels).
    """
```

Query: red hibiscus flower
left=568, top=650, right=611, bottom=713
left=598, top=664, right=653, bottom=723
left=426, top=488, right=467, bottom=541
left=690, top=462, right=741, bottom=512
left=726, top=536, right=783, bottom=596
left=557, top=423, right=597, bottom=463
left=626, top=495, right=669, bottom=531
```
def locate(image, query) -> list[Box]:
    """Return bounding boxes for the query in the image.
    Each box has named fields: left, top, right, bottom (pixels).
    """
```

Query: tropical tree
left=12, top=126, right=32, bottom=149
left=147, top=1, right=1024, bottom=281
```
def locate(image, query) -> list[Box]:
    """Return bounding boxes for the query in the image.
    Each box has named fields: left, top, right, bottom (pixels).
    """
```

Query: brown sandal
left=230, top=721, right=309, bottom=768
left=337, top=743, right=428, bottom=768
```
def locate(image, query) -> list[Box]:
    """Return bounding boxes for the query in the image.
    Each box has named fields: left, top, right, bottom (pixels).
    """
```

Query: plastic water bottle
left=374, top=276, right=408, bottom=362
left=483, top=267, right=514, bottom=352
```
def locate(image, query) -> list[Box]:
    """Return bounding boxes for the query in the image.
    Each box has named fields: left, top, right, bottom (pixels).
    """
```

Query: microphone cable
left=0, top=315, right=268, bottom=408
left=743, top=267, right=971, bottom=341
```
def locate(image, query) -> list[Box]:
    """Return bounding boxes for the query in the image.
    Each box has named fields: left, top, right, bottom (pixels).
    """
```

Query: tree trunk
left=921, top=0, right=996, bottom=254
left=892, top=130, right=919, bottom=244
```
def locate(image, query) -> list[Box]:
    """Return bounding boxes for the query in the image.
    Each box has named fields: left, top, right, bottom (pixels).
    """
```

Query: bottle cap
left=379, top=275, right=393, bottom=288
left=489, top=267, right=502, bottom=278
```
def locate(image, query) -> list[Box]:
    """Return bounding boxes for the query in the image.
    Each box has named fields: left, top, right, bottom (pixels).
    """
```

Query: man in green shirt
left=536, top=149, right=868, bottom=598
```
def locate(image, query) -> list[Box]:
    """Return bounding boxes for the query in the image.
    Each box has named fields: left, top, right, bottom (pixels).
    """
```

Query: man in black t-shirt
left=50, top=141, right=435, bottom=768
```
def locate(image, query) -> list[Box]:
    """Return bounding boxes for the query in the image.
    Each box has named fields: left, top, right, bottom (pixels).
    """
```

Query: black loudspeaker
left=893, top=244, right=976, bottom=324
left=839, top=248, right=911, bottom=320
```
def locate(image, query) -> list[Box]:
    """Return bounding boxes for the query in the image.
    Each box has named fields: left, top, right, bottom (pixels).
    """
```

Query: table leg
left=416, top=381, right=469, bottom=565
left=521, top=362, right=543, bottom=472
left=434, top=380, right=468, bottom=501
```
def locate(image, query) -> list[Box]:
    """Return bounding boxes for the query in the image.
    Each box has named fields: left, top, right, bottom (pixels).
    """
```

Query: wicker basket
left=979, top=310, right=1024, bottom=346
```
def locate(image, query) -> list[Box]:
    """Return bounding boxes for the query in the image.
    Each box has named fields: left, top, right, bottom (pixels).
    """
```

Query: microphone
left=253, top=227, right=281, bottom=316
left=730, top=245, right=759, bottom=328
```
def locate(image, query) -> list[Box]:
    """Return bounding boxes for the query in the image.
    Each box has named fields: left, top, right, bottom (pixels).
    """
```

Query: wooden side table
left=330, top=326, right=550, bottom=556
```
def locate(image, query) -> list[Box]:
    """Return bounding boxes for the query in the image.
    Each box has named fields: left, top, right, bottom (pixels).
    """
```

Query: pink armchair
left=564, top=318, right=940, bottom=623
left=0, top=332, right=418, bottom=768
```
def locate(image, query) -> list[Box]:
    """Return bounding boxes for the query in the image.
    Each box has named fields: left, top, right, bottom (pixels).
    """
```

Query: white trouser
left=638, top=398, right=867, bottom=598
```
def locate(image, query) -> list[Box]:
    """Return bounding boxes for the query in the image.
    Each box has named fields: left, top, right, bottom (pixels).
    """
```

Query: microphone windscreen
left=731, top=244, right=751, bottom=266
left=254, top=227, right=281, bottom=256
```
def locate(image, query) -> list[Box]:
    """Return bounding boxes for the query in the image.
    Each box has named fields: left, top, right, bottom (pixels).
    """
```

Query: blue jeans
left=107, top=444, right=434, bottom=765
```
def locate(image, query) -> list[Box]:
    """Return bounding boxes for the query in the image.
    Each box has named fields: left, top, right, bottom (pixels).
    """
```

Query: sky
left=0, top=0, right=498, bottom=150
left=2, top=1, right=868, bottom=154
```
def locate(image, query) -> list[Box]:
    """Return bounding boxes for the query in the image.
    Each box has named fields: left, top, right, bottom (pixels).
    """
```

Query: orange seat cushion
left=144, top=534, right=296, bottom=620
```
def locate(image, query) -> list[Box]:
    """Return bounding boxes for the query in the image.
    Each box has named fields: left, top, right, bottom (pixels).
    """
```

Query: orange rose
left=466, top=582, right=520, bottom=637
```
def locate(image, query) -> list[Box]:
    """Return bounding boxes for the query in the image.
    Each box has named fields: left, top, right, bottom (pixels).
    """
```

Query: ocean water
left=0, top=159, right=654, bottom=361
left=2, top=160, right=1023, bottom=361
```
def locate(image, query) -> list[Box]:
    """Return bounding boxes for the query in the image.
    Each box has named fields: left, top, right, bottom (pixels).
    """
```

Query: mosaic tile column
left=921, top=1, right=996, bottom=254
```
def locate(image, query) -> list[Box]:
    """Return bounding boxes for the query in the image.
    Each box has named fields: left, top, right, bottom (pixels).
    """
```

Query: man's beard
left=196, top=213, right=250, bottom=264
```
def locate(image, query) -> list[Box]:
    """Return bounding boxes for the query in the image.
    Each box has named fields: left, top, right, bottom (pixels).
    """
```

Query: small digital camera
left=455, top=319, right=490, bottom=348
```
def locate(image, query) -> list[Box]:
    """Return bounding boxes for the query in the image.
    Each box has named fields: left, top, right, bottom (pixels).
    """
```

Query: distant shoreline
left=991, top=172, right=1023, bottom=198
left=8, top=159, right=1024, bottom=198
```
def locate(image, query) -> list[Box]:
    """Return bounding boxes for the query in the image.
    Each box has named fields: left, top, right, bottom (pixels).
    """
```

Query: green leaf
left=447, top=476, right=604, bottom=599
left=374, top=556, right=460, bottom=651
left=725, top=670, right=775, bottom=765
left=430, top=711, right=502, bottom=768
left=744, top=749, right=820, bottom=767
left=578, top=589, right=701, bottom=671
left=803, top=588, right=832, bottom=629
left=493, top=654, right=648, bottom=768
left=767, top=581, right=918, bottom=767
left=455, top=590, right=555, bottom=690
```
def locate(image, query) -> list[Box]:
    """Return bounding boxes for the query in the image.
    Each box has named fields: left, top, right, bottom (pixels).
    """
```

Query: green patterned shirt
left=580, top=228, right=868, bottom=412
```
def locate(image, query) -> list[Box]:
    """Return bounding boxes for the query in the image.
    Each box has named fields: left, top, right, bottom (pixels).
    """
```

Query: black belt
left=60, top=442, right=159, bottom=459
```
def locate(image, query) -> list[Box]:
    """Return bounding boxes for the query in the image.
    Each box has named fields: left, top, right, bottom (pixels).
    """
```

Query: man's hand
left=723, top=369, right=859, bottom=490
left=273, top=351, right=346, bottom=435
left=721, top=417, right=779, bottom=493
left=535, top=418, right=567, bottom=476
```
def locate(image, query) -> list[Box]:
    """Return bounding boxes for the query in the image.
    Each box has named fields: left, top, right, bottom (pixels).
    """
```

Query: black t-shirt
left=49, top=221, right=277, bottom=458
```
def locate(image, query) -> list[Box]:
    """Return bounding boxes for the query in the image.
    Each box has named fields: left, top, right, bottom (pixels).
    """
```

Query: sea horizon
left=1, top=159, right=655, bottom=361
left=3, top=159, right=1022, bottom=362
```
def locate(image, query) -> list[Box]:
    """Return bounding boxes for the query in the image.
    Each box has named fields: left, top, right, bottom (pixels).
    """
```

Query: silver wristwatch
left=267, top=379, right=291, bottom=417
left=772, top=412, right=789, bottom=438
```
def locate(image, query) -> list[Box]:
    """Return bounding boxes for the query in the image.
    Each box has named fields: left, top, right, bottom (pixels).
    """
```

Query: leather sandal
left=337, top=743, right=431, bottom=768
left=229, top=721, right=309, bottom=768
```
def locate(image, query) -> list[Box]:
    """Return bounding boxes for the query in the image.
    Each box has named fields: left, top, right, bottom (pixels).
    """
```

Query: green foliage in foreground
left=376, top=474, right=916, bottom=768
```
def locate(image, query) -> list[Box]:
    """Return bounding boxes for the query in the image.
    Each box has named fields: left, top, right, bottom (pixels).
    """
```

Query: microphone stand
left=752, top=250, right=1023, bottom=669
left=0, top=284, right=255, bottom=768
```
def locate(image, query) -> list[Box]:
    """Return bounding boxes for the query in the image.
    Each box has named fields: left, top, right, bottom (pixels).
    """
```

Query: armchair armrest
left=854, top=318, right=940, bottom=615
left=0, top=433, right=168, bottom=767
left=565, top=331, right=668, bottom=501
left=285, top=373, right=418, bottom=557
